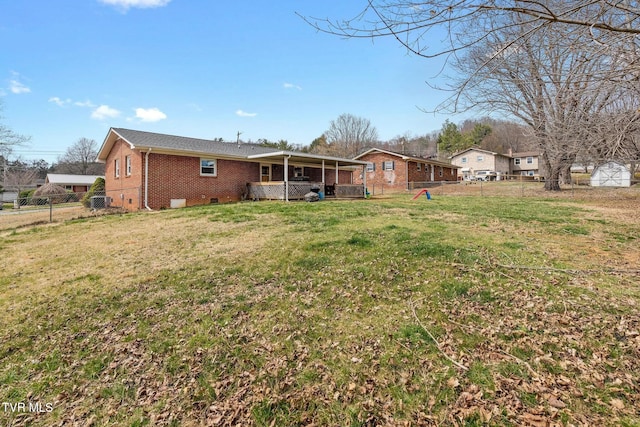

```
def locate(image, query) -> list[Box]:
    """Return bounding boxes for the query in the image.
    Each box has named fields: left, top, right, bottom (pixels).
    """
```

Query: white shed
left=590, top=161, right=631, bottom=187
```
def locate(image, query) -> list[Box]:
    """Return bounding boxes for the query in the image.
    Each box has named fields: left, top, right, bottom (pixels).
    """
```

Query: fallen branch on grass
left=409, top=298, right=469, bottom=371
left=498, top=350, right=540, bottom=379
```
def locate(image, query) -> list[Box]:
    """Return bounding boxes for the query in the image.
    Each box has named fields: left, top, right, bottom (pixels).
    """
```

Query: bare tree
left=56, top=138, right=104, bottom=175
left=1, top=101, right=30, bottom=183
left=322, top=113, right=379, bottom=158
left=450, top=13, right=639, bottom=189
left=303, top=1, right=640, bottom=189
left=382, top=132, right=437, bottom=157
left=302, top=1, right=640, bottom=70
left=4, top=166, right=38, bottom=208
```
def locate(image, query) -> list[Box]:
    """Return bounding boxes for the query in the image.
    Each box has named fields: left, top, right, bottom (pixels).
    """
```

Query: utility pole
left=236, top=131, right=242, bottom=148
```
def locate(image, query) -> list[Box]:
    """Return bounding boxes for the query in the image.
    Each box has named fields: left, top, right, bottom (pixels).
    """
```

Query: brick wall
left=146, top=155, right=260, bottom=209
left=105, top=139, right=144, bottom=210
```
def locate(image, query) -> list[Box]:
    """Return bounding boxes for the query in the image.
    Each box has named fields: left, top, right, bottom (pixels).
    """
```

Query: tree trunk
left=560, top=163, right=572, bottom=185
left=542, top=155, right=562, bottom=191
left=544, top=169, right=561, bottom=191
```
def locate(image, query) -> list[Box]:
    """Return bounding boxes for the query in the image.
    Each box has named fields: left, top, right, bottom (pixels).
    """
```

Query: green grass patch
left=1, top=194, right=638, bottom=426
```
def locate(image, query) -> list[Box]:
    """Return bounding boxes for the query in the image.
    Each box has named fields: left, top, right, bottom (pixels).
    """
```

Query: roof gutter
left=144, top=149, right=152, bottom=211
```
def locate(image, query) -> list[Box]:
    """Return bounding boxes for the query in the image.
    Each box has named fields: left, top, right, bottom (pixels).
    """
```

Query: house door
left=261, top=164, right=271, bottom=182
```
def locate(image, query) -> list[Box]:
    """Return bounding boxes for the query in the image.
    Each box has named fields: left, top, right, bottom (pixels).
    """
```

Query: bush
left=82, top=177, right=106, bottom=208
left=64, top=191, right=79, bottom=203
left=18, top=189, right=47, bottom=206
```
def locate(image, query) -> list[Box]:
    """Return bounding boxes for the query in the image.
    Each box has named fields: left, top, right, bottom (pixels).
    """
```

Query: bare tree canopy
left=316, top=114, right=379, bottom=158
left=302, top=1, right=640, bottom=61
left=56, top=138, right=104, bottom=175
left=451, top=11, right=640, bottom=189
left=304, top=1, right=640, bottom=189
left=0, top=101, right=30, bottom=158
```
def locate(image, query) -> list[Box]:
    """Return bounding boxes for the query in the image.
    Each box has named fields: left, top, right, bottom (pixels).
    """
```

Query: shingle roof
left=111, top=128, right=278, bottom=158
left=46, top=174, right=104, bottom=185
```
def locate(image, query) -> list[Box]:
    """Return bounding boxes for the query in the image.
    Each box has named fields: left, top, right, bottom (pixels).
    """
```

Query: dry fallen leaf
left=447, top=377, right=460, bottom=388
left=548, top=396, right=566, bottom=409
left=610, top=398, right=625, bottom=410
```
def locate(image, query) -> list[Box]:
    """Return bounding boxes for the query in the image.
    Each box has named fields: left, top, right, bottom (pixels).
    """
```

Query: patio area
left=247, top=182, right=364, bottom=200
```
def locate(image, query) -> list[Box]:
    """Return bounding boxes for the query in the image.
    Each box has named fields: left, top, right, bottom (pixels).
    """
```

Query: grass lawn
left=1, top=193, right=639, bottom=426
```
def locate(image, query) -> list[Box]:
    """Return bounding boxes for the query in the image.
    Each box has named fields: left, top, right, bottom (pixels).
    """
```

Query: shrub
left=82, top=177, right=106, bottom=208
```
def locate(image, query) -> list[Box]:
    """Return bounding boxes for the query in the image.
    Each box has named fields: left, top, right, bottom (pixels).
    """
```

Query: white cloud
left=283, top=82, right=302, bottom=90
left=74, top=100, right=96, bottom=108
left=49, top=97, right=96, bottom=108
left=135, top=107, right=167, bottom=122
left=98, top=0, right=171, bottom=11
left=236, top=109, right=257, bottom=117
left=9, top=79, right=30, bottom=94
left=49, top=97, right=71, bottom=107
left=91, top=105, right=121, bottom=120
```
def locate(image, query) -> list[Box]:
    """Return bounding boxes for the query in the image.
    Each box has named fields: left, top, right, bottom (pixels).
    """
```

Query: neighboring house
left=44, top=174, right=104, bottom=194
left=352, top=148, right=459, bottom=190
left=450, top=147, right=511, bottom=180
left=510, top=151, right=545, bottom=178
left=96, top=128, right=368, bottom=210
left=590, top=161, right=632, bottom=187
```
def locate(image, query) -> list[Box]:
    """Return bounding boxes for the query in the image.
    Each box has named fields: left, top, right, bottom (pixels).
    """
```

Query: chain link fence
left=403, top=176, right=640, bottom=201
left=0, top=190, right=113, bottom=230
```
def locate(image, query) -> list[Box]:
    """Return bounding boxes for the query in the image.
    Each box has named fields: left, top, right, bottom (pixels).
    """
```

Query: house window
left=294, top=166, right=303, bottom=177
left=461, top=157, right=467, bottom=163
left=125, top=155, right=131, bottom=176
left=383, top=161, right=395, bottom=170
left=261, top=165, right=271, bottom=182
left=514, top=158, right=521, bottom=165
left=477, top=155, right=484, bottom=162
left=417, top=163, right=421, bottom=171
left=526, top=157, right=533, bottom=164
left=114, top=158, right=120, bottom=178
left=366, top=162, right=375, bottom=172
left=200, top=159, right=217, bottom=176
left=439, top=167, right=443, bottom=177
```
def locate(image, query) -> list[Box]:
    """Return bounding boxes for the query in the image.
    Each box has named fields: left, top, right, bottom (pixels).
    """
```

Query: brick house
left=96, top=128, right=368, bottom=210
left=44, top=174, right=104, bottom=195
left=352, top=148, right=460, bottom=191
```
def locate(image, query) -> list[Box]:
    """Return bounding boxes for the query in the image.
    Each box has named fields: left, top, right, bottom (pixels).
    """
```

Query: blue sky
left=1, top=0, right=452, bottom=163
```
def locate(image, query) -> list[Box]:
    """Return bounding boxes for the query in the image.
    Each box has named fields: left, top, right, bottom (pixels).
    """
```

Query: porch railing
left=247, top=182, right=364, bottom=200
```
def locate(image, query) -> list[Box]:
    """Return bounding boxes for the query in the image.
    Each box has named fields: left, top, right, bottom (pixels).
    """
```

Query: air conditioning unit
left=90, top=196, right=111, bottom=209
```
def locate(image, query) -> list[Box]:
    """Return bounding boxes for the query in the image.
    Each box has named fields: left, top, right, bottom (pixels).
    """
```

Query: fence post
left=49, top=197, right=53, bottom=223
left=571, top=180, right=574, bottom=198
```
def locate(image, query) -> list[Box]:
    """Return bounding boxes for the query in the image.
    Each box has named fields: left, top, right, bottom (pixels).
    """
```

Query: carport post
left=284, top=155, right=289, bottom=202
left=362, top=165, right=367, bottom=198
